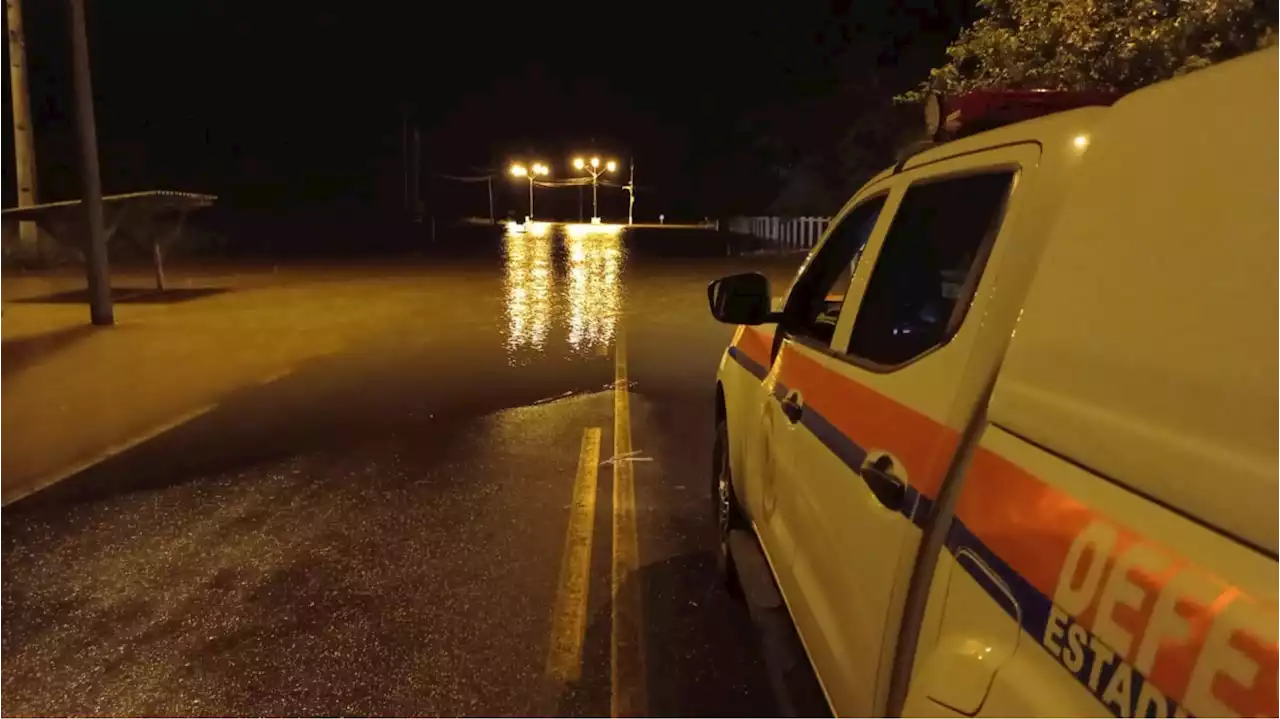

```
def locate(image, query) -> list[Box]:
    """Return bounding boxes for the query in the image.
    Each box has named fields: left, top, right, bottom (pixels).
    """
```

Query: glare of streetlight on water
left=564, top=230, right=622, bottom=352
left=502, top=225, right=553, bottom=352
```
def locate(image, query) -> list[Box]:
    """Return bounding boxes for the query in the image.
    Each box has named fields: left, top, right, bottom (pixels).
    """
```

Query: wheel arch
left=714, top=379, right=747, bottom=520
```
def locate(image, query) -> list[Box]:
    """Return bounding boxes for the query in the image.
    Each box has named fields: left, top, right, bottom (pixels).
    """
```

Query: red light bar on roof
left=924, top=89, right=1120, bottom=141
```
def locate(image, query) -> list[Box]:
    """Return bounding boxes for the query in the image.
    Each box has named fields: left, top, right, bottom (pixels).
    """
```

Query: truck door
left=754, top=186, right=893, bottom=615
left=766, top=145, right=1039, bottom=715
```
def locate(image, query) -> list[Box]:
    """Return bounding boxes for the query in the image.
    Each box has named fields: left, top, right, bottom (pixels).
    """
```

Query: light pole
left=69, top=0, right=112, bottom=325
left=572, top=156, right=616, bottom=223
left=624, top=161, right=635, bottom=225
left=510, top=162, right=549, bottom=221
left=7, top=0, right=40, bottom=262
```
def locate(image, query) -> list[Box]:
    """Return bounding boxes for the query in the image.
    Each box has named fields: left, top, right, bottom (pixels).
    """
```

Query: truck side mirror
left=707, top=273, right=775, bottom=325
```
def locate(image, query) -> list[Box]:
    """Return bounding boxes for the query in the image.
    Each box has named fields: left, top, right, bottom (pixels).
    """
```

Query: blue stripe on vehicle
left=798, top=403, right=868, bottom=484
left=727, top=345, right=769, bottom=381
left=909, top=493, right=933, bottom=528
left=945, top=518, right=1050, bottom=632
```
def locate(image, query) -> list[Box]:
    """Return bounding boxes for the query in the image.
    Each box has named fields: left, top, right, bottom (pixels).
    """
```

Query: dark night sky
left=4, top=1, right=970, bottom=224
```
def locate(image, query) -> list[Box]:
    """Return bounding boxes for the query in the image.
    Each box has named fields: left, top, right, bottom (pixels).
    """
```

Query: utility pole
left=68, top=0, right=112, bottom=325
left=578, top=185, right=583, bottom=222
left=626, top=160, right=635, bottom=225
left=486, top=175, right=495, bottom=225
left=402, top=109, right=409, bottom=213
left=6, top=0, right=39, bottom=261
left=411, top=125, right=423, bottom=223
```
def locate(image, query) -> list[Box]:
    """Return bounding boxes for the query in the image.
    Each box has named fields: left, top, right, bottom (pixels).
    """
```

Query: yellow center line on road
left=611, top=331, right=647, bottom=717
left=546, top=426, right=603, bottom=683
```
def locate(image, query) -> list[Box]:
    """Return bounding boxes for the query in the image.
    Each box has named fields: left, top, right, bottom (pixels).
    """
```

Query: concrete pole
left=487, top=175, right=495, bottom=225
left=402, top=110, right=409, bottom=213
left=627, top=161, right=635, bottom=225
left=68, top=0, right=113, bottom=325
left=6, top=0, right=40, bottom=261
left=411, top=125, right=422, bottom=222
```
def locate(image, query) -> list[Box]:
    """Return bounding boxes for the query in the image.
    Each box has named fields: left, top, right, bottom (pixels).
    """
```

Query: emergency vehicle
left=707, top=47, right=1277, bottom=717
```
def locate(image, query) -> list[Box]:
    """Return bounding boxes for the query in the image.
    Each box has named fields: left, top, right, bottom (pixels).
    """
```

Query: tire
left=712, top=417, right=746, bottom=600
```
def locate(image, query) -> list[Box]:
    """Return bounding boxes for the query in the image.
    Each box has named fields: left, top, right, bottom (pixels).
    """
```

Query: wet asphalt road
left=1, top=225, right=822, bottom=716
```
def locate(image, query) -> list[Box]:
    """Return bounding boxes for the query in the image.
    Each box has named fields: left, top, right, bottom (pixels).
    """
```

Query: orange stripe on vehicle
left=774, top=343, right=959, bottom=498
left=731, top=326, right=774, bottom=370
left=958, top=449, right=1094, bottom=601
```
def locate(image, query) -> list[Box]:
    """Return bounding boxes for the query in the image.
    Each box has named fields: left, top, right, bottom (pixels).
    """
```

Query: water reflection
left=502, top=223, right=624, bottom=358
left=503, top=225, right=554, bottom=352
left=564, top=226, right=622, bottom=353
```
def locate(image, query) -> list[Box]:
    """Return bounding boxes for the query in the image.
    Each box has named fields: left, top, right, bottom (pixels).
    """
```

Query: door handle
left=779, top=391, right=804, bottom=423
left=860, top=453, right=906, bottom=511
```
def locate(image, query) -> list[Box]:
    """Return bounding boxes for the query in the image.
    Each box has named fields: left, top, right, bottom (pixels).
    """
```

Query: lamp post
left=7, top=0, right=40, bottom=263
left=572, top=156, right=616, bottom=223
left=623, top=161, right=635, bottom=225
left=510, top=162, right=549, bottom=221
left=68, top=0, right=112, bottom=325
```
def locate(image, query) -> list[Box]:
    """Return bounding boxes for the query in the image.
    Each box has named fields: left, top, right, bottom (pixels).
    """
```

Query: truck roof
left=988, top=48, right=1279, bottom=554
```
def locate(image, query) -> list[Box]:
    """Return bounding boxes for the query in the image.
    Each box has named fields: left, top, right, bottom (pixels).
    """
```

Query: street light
left=572, top=156, right=617, bottom=223
left=510, top=162, right=549, bottom=221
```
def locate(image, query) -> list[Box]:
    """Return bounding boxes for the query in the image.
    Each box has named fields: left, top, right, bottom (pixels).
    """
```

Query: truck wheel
left=713, top=418, right=745, bottom=600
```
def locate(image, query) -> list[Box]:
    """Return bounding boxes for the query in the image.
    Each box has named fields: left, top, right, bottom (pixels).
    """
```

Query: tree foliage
left=757, top=4, right=970, bottom=215
left=903, top=0, right=1277, bottom=100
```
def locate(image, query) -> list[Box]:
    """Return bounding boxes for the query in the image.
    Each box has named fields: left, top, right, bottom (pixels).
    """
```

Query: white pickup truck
left=707, top=47, right=1278, bottom=717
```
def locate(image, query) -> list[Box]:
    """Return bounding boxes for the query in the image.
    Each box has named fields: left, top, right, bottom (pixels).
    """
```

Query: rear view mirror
left=707, top=272, right=775, bottom=325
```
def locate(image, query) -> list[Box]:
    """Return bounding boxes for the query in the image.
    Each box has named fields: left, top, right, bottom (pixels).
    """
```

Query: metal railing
left=727, top=216, right=830, bottom=251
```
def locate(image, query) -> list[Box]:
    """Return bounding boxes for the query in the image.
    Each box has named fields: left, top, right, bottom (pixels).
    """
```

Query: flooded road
left=1, top=224, right=823, bottom=716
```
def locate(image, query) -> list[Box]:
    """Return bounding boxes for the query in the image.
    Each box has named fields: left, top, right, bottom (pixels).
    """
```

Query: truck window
left=846, top=171, right=1013, bottom=366
left=783, top=195, right=886, bottom=346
